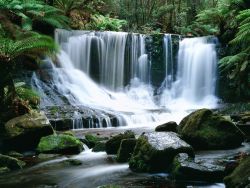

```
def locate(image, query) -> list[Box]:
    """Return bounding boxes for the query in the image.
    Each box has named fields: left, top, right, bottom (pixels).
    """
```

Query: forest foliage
left=0, top=0, right=249, bottom=119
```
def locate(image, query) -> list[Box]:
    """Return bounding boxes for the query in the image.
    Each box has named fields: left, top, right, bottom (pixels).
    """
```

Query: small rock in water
left=106, top=130, right=135, bottom=154
left=155, top=121, right=178, bottom=132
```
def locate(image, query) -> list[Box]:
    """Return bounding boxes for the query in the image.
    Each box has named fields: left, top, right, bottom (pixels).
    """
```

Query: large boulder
left=106, top=131, right=135, bottom=154
left=0, top=154, right=25, bottom=170
left=155, top=121, right=178, bottom=132
left=178, top=109, right=244, bottom=150
left=4, top=112, right=54, bottom=151
left=224, top=156, right=250, bottom=188
left=129, top=132, right=194, bottom=172
left=116, top=138, right=137, bottom=162
left=37, top=134, right=83, bottom=154
left=171, top=153, right=225, bottom=182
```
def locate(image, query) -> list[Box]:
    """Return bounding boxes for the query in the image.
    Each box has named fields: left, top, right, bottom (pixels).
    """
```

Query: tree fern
left=0, top=33, right=57, bottom=63
left=230, top=9, right=250, bottom=44
left=0, top=0, right=69, bottom=30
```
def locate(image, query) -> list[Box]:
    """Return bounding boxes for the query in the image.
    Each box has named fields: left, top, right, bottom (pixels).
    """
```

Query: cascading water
left=160, top=36, right=218, bottom=109
left=32, top=30, right=218, bottom=129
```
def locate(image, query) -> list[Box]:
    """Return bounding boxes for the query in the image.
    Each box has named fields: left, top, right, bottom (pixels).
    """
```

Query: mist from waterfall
left=32, top=30, right=218, bottom=129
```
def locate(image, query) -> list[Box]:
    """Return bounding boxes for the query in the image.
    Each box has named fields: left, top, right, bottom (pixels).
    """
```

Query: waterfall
left=55, top=30, right=150, bottom=91
left=160, top=36, right=218, bottom=109
left=32, top=30, right=218, bottom=129
left=163, top=34, right=174, bottom=88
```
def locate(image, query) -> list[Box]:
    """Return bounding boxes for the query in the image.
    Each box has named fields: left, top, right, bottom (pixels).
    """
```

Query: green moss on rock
left=116, top=138, right=136, bottom=162
left=37, top=134, right=83, bottom=154
left=224, top=156, right=250, bottom=188
left=178, top=109, right=244, bottom=149
left=92, top=141, right=106, bottom=152
left=106, top=130, right=135, bottom=154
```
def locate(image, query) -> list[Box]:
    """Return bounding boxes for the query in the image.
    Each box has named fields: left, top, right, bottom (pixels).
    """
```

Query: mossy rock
left=61, top=130, right=75, bottom=137
left=0, top=154, right=25, bottom=170
left=4, top=111, right=54, bottom=151
left=92, top=141, right=106, bottom=152
left=129, top=132, right=194, bottom=172
left=84, top=134, right=107, bottom=148
left=117, top=138, right=136, bottom=163
left=0, top=167, right=10, bottom=174
left=224, top=156, right=250, bottom=188
left=178, top=109, right=244, bottom=149
left=155, top=121, right=178, bottom=132
left=106, top=130, right=135, bottom=155
left=37, top=134, right=83, bottom=154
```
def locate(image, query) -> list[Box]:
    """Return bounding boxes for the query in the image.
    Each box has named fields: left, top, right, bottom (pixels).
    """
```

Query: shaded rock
left=92, top=141, right=106, bottom=152
left=106, top=131, right=135, bottom=154
left=155, top=121, right=177, bottom=132
left=171, top=153, right=225, bottom=182
left=224, top=156, right=250, bottom=188
left=38, top=154, right=60, bottom=160
left=50, top=119, right=72, bottom=131
left=0, top=154, right=26, bottom=170
left=84, top=134, right=105, bottom=148
left=129, top=132, right=194, bottom=172
left=37, top=134, right=83, bottom=154
left=0, top=167, right=10, bottom=174
left=63, top=159, right=82, bottom=166
left=4, top=111, right=54, bottom=151
left=178, top=109, right=244, bottom=149
left=6, top=151, right=23, bottom=158
left=117, top=138, right=137, bottom=162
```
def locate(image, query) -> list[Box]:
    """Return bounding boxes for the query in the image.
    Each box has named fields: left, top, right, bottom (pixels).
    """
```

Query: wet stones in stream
left=106, top=130, right=135, bottom=155
left=129, top=132, right=194, bottom=172
left=171, top=153, right=225, bottom=182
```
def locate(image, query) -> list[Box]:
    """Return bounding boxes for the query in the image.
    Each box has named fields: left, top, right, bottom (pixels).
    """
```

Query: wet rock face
left=224, top=156, right=250, bottom=188
left=129, top=132, right=194, bottom=172
left=178, top=109, right=244, bottom=150
left=106, top=131, right=135, bottom=155
left=4, top=112, right=54, bottom=151
left=37, top=134, right=83, bottom=154
left=155, top=121, right=178, bottom=132
left=171, top=153, right=225, bottom=182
